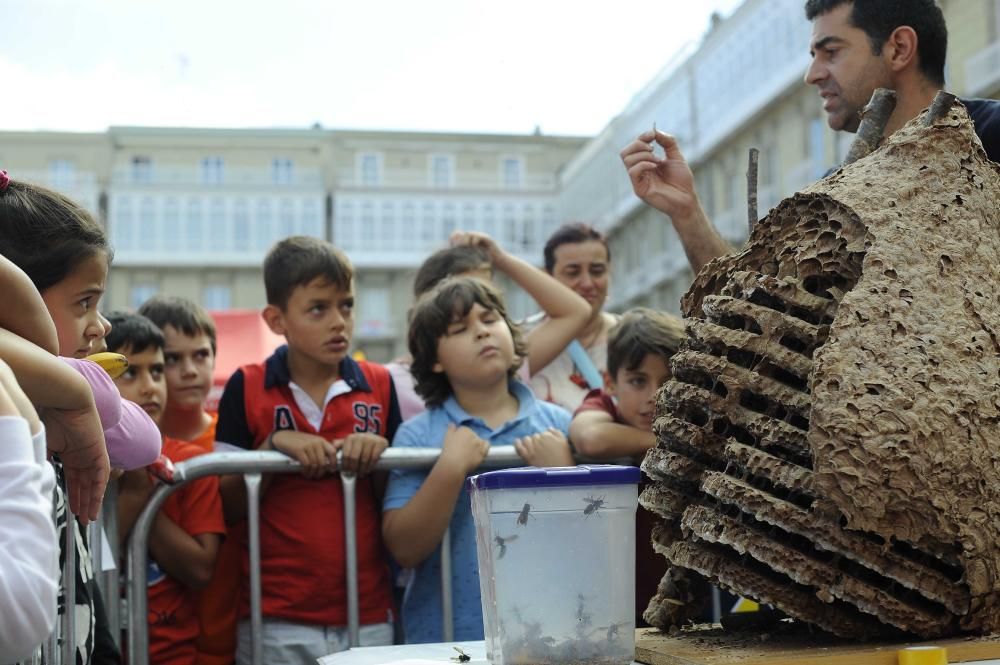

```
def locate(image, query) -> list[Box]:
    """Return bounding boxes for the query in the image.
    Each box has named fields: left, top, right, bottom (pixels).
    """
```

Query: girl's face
left=41, top=251, right=112, bottom=358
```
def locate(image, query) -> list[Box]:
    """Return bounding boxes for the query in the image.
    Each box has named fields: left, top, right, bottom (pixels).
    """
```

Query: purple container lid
left=468, top=464, right=640, bottom=491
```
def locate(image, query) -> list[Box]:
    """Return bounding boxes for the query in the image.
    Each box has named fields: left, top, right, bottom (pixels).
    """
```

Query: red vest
left=237, top=359, right=394, bottom=627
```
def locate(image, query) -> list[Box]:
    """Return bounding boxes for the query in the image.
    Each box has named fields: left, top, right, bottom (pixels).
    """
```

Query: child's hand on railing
left=439, top=424, right=489, bottom=476
left=336, top=433, right=388, bottom=476
left=270, top=431, right=337, bottom=480
left=514, top=428, right=574, bottom=468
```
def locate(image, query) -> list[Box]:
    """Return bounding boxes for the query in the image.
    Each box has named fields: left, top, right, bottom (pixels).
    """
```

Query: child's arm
left=0, top=381, right=59, bottom=659
left=450, top=231, right=590, bottom=375
left=382, top=424, right=488, bottom=569
left=148, top=515, right=222, bottom=589
left=0, top=329, right=109, bottom=523
left=0, top=255, right=59, bottom=355
left=569, top=410, right=656, bottom=458
left=115, top=468, right=154, bottom=550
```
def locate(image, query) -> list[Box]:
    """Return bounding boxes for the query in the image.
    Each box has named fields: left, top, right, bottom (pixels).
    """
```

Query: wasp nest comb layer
left=643, top=100, right=1000, bottom=638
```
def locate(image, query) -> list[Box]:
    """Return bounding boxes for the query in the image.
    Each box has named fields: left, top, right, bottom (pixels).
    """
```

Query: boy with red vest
left=217, top=236, right=399, bottom=664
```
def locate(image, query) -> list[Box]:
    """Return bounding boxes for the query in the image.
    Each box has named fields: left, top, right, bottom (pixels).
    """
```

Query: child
left=382, top=277, right=574, bottom=644
left=216, top=236, right=397, bottom=663
left=138, top=296, right=238, bottom=665
left=0, top=359, right=58, bottom=661
left=138, top=297, right=219, bottom=447
left=568, top=307, right=684, bottom=623
left=388, top=232, right=587, bottom=468
left=1, top=172, right=162, bottom=664
left=107, top=311, right=225, bottom=665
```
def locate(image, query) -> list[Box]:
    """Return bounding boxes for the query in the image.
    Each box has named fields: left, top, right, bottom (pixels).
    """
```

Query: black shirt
left=962, top=97, right=1000, bottom=162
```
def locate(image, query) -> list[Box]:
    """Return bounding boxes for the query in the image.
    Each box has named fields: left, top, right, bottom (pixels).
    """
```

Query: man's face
left=805, top=3, right=893, bottom=132
left=162, top=326, right=216, bottom=410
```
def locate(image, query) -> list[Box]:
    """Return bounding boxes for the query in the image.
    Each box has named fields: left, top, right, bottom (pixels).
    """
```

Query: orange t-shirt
left=185, top=413, right=241, bottom=665
left=148, top=438, right=226, bottom=665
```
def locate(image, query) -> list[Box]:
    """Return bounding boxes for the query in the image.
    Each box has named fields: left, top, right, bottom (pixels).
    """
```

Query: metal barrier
left=126, top=446, right=524, bottom=665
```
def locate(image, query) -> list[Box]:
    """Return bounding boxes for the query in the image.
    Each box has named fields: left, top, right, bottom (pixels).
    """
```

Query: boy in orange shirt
left=109, top=311, right=225, bottom=665
left=138, top=296, right=238, bottom=665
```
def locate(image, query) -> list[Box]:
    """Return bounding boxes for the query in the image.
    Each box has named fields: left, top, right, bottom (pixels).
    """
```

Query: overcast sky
left=1, top=0, right=744, bottom=136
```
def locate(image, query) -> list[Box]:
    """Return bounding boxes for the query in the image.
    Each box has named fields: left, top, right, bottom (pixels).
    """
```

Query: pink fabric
left=59, top=357, right=161, bottom=470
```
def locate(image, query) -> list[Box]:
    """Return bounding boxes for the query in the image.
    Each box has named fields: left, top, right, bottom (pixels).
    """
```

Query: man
left=620, top=0, right=1000, bottom=274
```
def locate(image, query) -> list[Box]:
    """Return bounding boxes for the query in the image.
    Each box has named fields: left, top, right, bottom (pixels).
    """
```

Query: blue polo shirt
left=383, top=380, right=571, bottom=644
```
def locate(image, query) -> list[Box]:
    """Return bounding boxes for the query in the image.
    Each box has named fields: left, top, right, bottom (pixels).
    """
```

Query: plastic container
left=469, top=465, right=640, bottom=665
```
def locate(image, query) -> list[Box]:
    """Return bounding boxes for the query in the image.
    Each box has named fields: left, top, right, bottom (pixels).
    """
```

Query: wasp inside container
left=469, top=465, right=640, bottom=665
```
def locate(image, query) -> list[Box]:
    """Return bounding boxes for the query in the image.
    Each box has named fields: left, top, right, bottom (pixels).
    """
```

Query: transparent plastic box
left=468, top=465, right=640, bottom=665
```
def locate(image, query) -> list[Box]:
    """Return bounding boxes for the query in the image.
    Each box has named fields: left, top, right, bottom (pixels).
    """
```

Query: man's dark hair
left=104, top=311, right=165, bottom=356
left=138, top=296, right=218, bottom=354
left=263, top=235, right=353, bottom=310
left=408, top=277, right=528, bottom=407
left=413, top=245, right=491, bottom=298
left=542, top=223, right=610, bottom=274
left=607, top=307, right=685, bottom=379
left=804, top=0, right=947, bottom=85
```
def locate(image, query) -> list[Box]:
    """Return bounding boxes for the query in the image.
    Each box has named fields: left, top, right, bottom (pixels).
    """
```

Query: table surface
left=318, top=639, right=1000, bottom=665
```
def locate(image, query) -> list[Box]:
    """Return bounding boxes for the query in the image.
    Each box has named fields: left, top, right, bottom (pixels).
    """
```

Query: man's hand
left=44, top=402, right=110, bottom=524
left=438, top=424, right=489, bottom=476
left=270, top=431, right=337, bottom=480
left=337, top=433, right=388, bottom=476
left=449, top=230, right=504, bottom=264
left=515, top=428, right=574, bottom=467
left=620, top=130, right=698, bottom=219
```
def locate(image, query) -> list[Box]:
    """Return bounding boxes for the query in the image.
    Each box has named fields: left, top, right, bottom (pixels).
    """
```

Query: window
left=164, top=197, right=181, bottom=252
left=201, top=157, right=224, bottom=185
left=234, top=199, right=250, bottom=252
left=203, top=285, right=232, bottom=311
left=272, top=158, right=294, bottom=185
left=502, top=157, right=523, bottom=188
left=301, top=199, right=322, bottom=238
left=114, top=198, right=134, bottom=252
left=279, top=198, right=295, bottom=238
left=359, top=153, right=381, bottom=187
left=255, top=199, right=273, bottom=251
left=131, top=156, right=152, bottom=184
left=361, top=202, right=376, bottom=245
left=130, top=284, right=158, bottom=310
left=48, top=160, right=75, bottom=189
left=358, top=286, right=391, bottom=337
left=210, top=198, right=227, bottom=249
left=430, top=154, right=454, bottom=188
left=185, top=199, right=203, bottom=252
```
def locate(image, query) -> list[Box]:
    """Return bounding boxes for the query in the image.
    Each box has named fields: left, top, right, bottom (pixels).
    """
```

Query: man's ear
left=885, top=25, right=919, bottom=74
left=262, top=305, right=286, bottom=336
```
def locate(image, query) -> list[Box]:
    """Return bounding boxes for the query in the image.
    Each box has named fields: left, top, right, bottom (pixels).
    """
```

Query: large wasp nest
left=641, top=95, right=1000, bottom=639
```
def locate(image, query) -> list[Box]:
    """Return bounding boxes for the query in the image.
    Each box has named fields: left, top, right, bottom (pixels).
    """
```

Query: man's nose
left=804, top=57, right=824, bottom=86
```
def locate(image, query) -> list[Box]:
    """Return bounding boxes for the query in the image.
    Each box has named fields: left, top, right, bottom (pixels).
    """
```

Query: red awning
left=206, top=309, right=285, bottom=411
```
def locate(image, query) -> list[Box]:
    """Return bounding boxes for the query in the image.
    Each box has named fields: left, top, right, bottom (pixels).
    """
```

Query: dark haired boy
left=568, top=307, right=684, bottom=624
left=382, top=277, right=573, bottom=644
left=137, top=295, right=238, bottom=665
left=217, top=236, right=397, bottom=663
left=107, top=311, right=225, bottom=665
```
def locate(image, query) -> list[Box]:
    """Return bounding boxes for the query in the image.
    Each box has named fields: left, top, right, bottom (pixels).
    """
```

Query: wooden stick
left=843, top=88, right=897, bottom=166
left=923, top=90, right=958, bottom=126
left=747, top=148, right=759, bottom=233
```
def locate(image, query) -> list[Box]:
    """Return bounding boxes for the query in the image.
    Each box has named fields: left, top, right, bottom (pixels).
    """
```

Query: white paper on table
left=317, top=640, right=486, bottom=665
